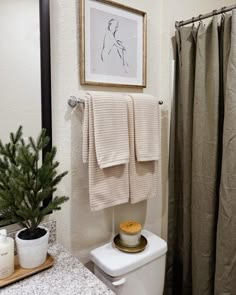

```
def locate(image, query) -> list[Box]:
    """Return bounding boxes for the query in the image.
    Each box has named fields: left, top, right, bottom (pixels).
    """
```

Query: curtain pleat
left=191, top=16, right=220, bottom=295
left=215, top=10, right=236, bottom=295
left=165, top=27, right=196, bottom=295
left=166, top=10, right=236, bottom=295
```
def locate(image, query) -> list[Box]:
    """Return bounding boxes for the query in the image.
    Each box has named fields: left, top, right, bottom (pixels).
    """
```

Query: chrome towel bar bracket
left=68, top=96, right=84, bottom=108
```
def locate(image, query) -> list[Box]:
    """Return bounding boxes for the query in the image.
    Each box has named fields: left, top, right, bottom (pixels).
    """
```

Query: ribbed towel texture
left=127, top=95, right=160, bottom=204
left=82, top=92, right=160, bottom=211
left=83, top=94, right=129, bottom=211
left=92, top=94, right=129, bottom=168
left=133, top=94, right=160, bottom=161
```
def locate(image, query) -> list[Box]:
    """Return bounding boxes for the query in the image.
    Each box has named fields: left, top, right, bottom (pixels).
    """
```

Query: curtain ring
left=197, top=14, right=203, bottom=29
left=221, top=7, right=226, bottom=22
left=198, top=14, right=203, bottom=24
left=212, top=9, right=217, bottom=16
left=221, top=6, right=226, bottom=15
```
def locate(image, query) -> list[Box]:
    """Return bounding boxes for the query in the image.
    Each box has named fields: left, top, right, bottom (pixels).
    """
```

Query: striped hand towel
left=92, top=93, right=129, bottom=169
left=132, top=94, right=160, bottom=162
left=83, top=94, right=129, bottom=211
left=127, top=95, right=160, bottom=204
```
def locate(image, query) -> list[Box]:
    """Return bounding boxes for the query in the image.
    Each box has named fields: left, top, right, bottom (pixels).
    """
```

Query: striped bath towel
left=127, top=95, right=160, bottom=204
left=132, top=94, right=160, bottom=162
left=92, top=93, right=129, bottom=168
left=83, top=94, right=129, bottom=211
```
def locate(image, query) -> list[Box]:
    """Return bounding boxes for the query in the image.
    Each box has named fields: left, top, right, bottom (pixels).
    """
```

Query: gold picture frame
left=79, top=0, right=147, bottom=88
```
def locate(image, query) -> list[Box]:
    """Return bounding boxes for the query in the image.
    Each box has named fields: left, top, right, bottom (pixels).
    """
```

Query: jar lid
left=120, top=221, right=142, bottom=235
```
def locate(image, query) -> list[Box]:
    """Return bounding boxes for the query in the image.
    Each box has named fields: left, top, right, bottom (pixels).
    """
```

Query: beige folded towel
left=127, top=95, right=160, bottom=204
left=132, top=94, right=160, bottom=162
left=83, top=94, right=129, bottom=211
left=82, top=97, right=89, bottom=164
left=92, top=94, right=129, bottom=168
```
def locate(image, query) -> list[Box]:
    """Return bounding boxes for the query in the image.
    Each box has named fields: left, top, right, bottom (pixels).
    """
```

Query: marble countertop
left=1, top=243, right=115, bottom=295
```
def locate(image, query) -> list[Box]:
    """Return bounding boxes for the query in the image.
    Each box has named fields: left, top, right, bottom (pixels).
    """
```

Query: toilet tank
left=90, top=230, right=167, bottom=295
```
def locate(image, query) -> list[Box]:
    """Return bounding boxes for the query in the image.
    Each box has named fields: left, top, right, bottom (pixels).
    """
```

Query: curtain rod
left=68, top=96, right=164, bottom=107
left=175, top=3, right=236, bottom=29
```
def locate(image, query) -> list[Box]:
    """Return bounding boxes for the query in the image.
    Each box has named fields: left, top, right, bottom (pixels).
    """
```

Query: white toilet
left=90, top=230, right=167, bottom=295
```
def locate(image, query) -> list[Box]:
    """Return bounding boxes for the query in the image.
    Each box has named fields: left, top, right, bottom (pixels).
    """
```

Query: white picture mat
left=84, top=0, right=144, bottom=85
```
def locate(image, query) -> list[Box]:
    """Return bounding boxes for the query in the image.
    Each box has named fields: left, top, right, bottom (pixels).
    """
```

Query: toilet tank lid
left=90, top=230, right=167, bottom=277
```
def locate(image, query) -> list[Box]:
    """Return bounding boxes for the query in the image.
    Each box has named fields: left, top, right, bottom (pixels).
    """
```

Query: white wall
left=50, top=0, right=165, bottom=264
left=0, top=0, right=41, bottom=143
left=50, top=0, right=236, bottom=264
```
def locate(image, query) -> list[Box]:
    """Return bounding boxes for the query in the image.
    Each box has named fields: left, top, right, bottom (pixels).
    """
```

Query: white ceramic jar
left=119, top=221, right=142, bottom=247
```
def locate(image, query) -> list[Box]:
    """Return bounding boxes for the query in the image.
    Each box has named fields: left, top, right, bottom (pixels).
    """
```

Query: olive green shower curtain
left=165, top=10, right=236, bottom=295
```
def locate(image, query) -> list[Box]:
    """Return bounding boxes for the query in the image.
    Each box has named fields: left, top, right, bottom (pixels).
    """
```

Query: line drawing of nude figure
left=101, top=18, right=129, bottom=73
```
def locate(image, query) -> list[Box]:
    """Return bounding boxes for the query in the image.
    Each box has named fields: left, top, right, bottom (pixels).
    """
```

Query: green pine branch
left=0, top=126, right=69, bottom=233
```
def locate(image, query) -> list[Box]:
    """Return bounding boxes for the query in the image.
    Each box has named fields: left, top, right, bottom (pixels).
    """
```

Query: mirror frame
left=40, top=0, right=52, bottom=154
left=40, top=0, right=52, bottom=209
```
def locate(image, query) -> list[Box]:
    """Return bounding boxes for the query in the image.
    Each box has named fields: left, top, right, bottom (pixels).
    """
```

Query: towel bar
left=68, top=96, right=164, bottom=108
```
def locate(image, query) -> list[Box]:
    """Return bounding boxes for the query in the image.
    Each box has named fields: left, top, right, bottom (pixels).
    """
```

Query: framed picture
left=80, top=0, right=147, bottom=88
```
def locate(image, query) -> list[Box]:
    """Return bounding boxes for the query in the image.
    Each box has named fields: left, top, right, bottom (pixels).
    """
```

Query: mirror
left=0, top=0, right=51, bottom=147
left=0, top=0, right=52, bottom=217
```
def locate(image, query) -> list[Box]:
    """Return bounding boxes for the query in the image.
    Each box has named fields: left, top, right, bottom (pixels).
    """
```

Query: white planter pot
left=15, top=226, right=49, bottom=269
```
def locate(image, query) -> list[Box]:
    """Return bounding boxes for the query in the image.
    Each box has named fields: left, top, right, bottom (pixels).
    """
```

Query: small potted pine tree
left=0, top=126, right=68, bottom=269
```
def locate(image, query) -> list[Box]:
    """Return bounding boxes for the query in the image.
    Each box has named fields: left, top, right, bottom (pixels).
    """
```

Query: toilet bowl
left=90, top=230, right=167, bottom=295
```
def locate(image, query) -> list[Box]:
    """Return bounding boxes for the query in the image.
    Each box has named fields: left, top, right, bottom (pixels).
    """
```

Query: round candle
left=119, top=221, right=142, bottom=247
